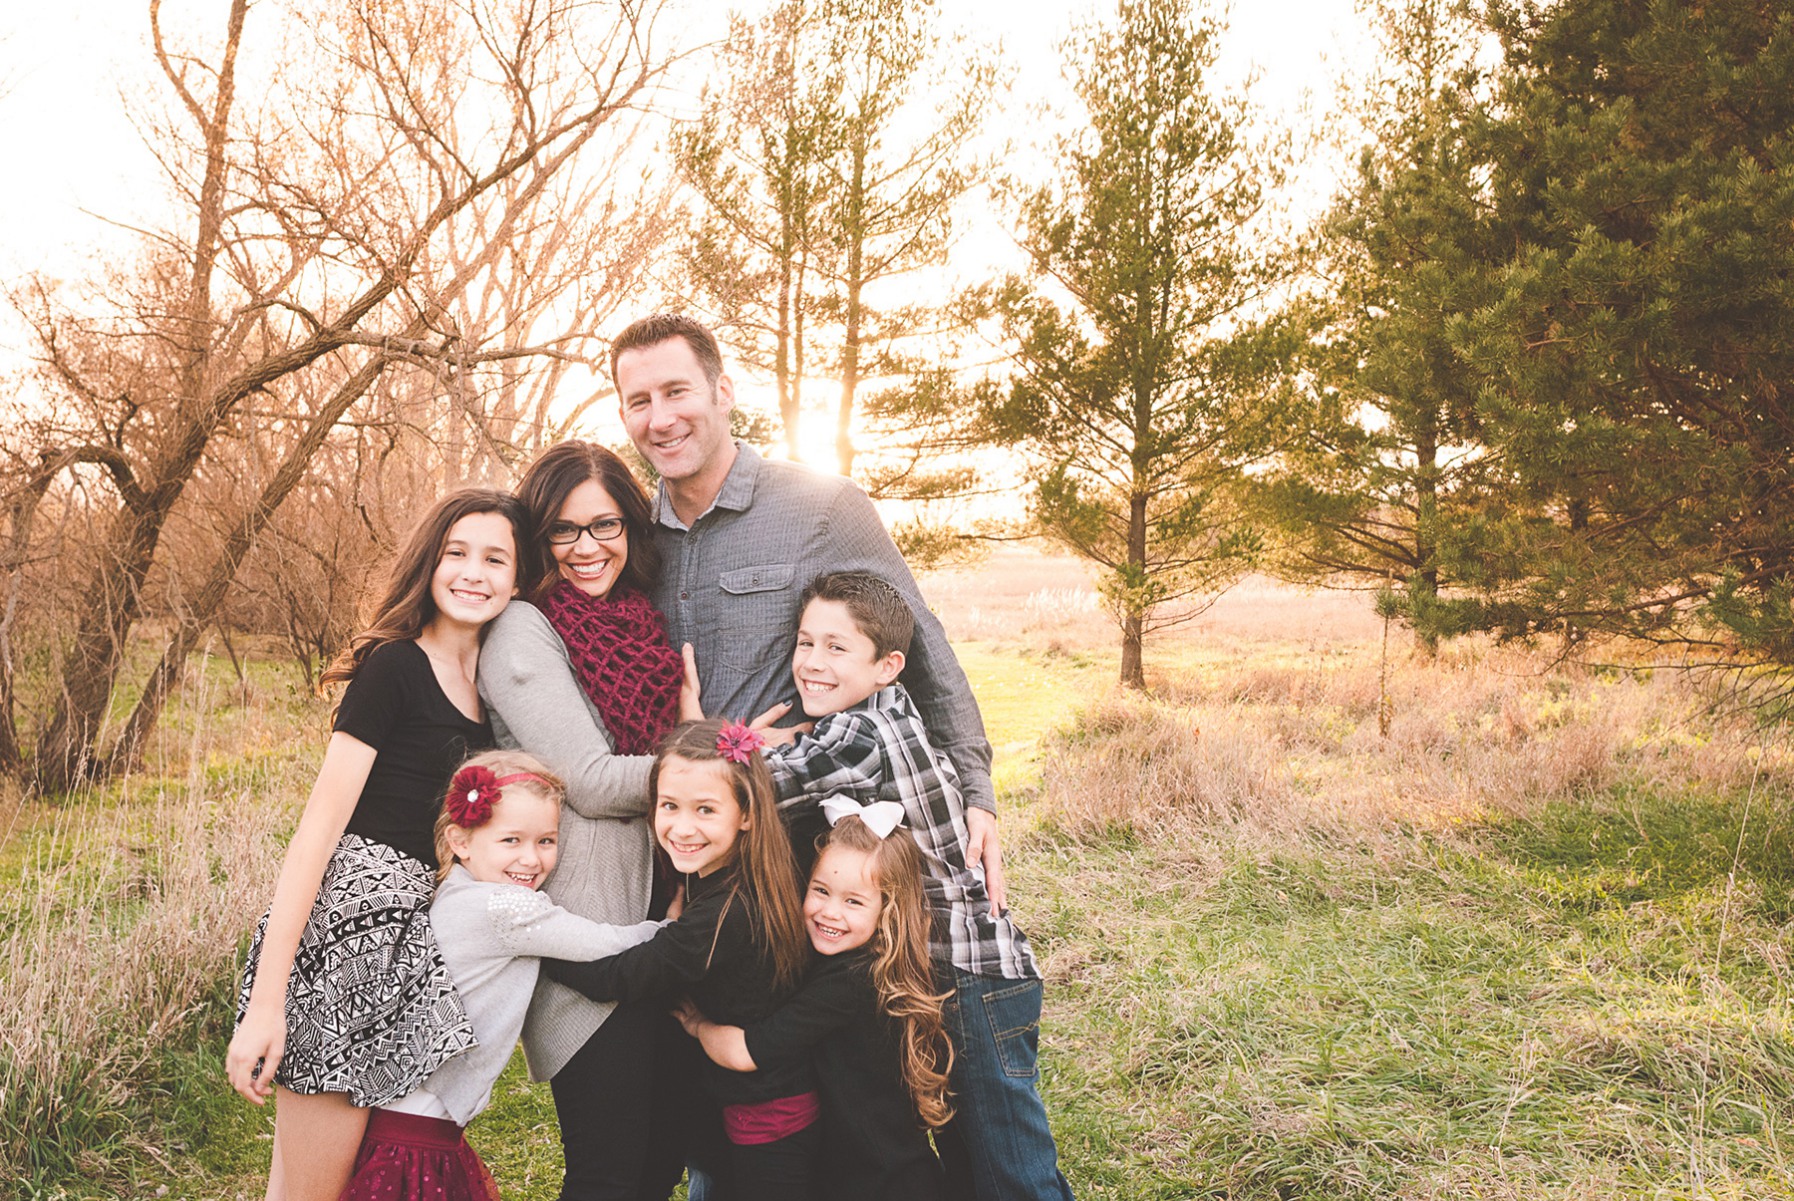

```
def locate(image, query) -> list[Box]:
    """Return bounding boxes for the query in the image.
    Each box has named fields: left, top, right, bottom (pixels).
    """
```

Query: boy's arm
left=763, top=711, right=885, bottom=811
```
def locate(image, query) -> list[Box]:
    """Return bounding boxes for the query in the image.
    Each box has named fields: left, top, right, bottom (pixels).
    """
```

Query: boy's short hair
left=800, top=571, right=915, bottom=659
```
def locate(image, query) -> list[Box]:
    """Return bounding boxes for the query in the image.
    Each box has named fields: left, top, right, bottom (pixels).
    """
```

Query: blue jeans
left=936, top=971, right=1075, bottom=1201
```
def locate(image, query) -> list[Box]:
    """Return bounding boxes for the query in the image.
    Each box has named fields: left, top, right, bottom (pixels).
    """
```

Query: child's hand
left=679, top=644, right=704, bottom=722
left=671, top=996, right=706, bottom=1038
left=224, top=1002, right=285, bottom=1104
left=665, top=881, right=686, bottom=922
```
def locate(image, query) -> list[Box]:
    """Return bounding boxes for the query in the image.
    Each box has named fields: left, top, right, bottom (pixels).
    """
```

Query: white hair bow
left=819, top=795, right=907, bottom=839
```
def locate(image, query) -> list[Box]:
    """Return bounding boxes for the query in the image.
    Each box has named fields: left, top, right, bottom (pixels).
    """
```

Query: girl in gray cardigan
left=338, top=751, right=664, bottom=1201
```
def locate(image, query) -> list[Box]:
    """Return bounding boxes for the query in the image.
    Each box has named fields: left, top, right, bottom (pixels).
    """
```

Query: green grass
left=1017, top=785, right=1794, bottom=1198
left=14, top=629, right=1794, bottom=1199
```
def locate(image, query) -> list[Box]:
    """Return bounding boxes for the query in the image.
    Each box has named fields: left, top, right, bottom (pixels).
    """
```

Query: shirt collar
left=653, top=441, right=762, bottom=530
left=859, top=683, right=909, bottom=714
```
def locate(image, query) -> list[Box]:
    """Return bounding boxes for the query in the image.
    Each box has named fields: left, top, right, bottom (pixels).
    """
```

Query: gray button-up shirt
left=650, top=442, right=996, bottom=812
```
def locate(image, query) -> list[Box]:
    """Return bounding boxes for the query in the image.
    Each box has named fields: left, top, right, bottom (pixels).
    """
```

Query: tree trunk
left=36, top=498, right=166, bottom=790
left=1120, top=487, right=1149, bottom=690
left=1413, top=425, right=1441, bottom=655
left=1120, top=609, right=1146, bottom=690
left=106, top=356, right=391, bottom=772
left=836, top=140, right=865, bottom=478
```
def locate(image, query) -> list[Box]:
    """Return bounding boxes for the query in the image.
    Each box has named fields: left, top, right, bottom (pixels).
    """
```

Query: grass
left=6, top=549, right=1794, bottom=1198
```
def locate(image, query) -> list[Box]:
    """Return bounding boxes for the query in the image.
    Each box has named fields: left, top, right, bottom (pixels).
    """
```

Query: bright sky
left=0, top=0, right=1373, bottom=428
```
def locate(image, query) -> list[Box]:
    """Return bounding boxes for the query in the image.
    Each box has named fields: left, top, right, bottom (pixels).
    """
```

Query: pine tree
left=988, top=0, right=1290, bottom=688
left=1438, top=0, right=1794, bottom=655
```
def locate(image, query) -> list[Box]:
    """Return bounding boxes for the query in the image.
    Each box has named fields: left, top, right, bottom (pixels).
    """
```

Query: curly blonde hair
left=820, top=815, right=954, bottom=1127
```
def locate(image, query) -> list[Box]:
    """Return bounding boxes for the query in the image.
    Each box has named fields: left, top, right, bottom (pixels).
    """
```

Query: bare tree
left=9, top=0, right=678, bottom=789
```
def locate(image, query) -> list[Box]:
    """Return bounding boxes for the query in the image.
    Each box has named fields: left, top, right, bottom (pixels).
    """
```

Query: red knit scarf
left=536, top=581, right=682, bottom=756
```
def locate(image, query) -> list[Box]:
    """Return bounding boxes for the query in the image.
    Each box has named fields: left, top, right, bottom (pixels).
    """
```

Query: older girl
left=226, top=489, right=526, bottom=1201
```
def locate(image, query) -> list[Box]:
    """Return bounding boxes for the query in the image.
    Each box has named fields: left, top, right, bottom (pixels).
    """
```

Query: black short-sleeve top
left=334, top=639, right=493, bottom=866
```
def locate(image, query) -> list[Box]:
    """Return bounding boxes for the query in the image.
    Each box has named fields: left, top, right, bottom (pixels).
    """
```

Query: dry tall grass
left=1033, top=642, right=1787, bottom=847
left=0, top=671, right=304, bottom=1187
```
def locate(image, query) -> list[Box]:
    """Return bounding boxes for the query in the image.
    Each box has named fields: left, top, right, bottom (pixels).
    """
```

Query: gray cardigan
left=477, top=600, right=657, bottom=1079
left=401, top=867, right=660, bottom=1123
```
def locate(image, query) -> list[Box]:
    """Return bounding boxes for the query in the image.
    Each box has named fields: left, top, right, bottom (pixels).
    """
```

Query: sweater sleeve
left=542, top=889, right=742, bottom=1004
left=484, top=887, right=663, bottom=961
left=479, top=603, right=654, bottom=821
left=740, top=958, right=870, bottom=1071
left=763, top=711, right=885, bottom=811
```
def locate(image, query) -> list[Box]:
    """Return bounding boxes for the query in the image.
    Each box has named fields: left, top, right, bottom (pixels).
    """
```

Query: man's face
left=615, top=337, right=735, bottom=485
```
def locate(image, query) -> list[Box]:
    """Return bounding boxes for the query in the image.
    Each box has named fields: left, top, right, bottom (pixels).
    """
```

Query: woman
left=477, top=442, right=692, bottom=1201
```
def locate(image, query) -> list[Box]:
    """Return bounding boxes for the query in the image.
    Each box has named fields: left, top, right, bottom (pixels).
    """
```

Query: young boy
left=762, top=571, right=1074, bottom=1201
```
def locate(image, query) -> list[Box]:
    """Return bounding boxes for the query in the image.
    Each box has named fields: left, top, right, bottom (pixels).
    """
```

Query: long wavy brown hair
left=321, top=488, right=527, bottom=690
left=821, top=815, right=955, bottom=1128
left=651, top=720, right=808, bottom=994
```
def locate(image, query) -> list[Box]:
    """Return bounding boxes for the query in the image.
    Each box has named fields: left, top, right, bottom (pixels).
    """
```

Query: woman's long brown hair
left=821, top=816, right=955, bottom=1128
left=321, top=488, right=526, bottom=689
left=651, top=720, right=808, bottom=994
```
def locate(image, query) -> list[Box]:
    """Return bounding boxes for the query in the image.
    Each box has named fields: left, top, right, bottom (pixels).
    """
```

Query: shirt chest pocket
left=716, top=563, right=800, bottom=672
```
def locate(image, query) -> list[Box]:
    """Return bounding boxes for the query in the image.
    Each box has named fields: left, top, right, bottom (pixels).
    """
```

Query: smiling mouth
left=800, top=680, right=833, bottom=693
left=505, top=870, right=539, bottom=887
left=667, top=840, right=707, bottom=857
left=564, top=561, right=609, bottom=579
left=810, top=919, right=848, bottom=940
left=653, top=433, right=689, bottom=452
left=450, top=588, right=492, bottom=604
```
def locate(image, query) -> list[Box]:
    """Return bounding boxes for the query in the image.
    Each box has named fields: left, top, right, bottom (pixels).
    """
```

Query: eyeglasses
left=546, top=517, right=627, bottom=545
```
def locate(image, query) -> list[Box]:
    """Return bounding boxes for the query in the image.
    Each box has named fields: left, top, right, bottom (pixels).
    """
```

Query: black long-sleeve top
left=544, top=866, right=811, bottom=1106
left=742, top=950, right=945, bottom=1200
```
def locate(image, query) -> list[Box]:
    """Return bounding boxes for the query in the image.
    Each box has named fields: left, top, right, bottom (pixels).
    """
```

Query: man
left=611, top=312, right=1004, bottom=899
left=611, top=313, right=1074, bottom=1201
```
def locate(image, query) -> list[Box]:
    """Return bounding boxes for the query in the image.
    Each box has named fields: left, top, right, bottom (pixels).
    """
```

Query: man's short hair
left=609, top=313, right=724, bottom=389
left=801, top=571, right=915, bottom=660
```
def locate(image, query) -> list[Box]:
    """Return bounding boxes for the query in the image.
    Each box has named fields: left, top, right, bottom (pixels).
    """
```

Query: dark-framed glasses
left=546, top=517, right=626, bottom=545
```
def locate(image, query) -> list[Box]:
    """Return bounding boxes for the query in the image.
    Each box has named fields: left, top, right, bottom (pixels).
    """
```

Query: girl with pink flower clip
left=226, top=489, right=528, bottom=1201
left=541, top=719, right=818, bottom=1201
left=335, top=749, right=664, bottom=1201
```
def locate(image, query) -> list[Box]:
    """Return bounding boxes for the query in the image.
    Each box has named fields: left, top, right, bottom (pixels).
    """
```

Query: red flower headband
left=444, top=764, right=551, bottom=828
left=716, top=722, right=765, bottom=765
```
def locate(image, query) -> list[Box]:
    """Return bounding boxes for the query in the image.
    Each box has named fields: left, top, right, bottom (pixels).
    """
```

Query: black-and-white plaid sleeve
left=763, top=712, right=884, bottom=812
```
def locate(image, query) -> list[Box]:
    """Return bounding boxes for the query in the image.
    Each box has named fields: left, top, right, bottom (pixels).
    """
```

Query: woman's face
left=548, top=477, right=629, bottom=599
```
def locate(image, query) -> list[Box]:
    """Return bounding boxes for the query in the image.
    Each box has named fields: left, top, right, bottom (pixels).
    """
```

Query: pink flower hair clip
left=445, top=764, right=502, bottom=828
left=716, top=722, right=765, bottom=765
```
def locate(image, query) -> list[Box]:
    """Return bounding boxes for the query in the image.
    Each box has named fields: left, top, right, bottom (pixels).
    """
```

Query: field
left=6, top=546, right=1794, bottom=1199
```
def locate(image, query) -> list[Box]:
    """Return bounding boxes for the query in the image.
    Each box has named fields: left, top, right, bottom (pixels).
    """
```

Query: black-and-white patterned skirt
left=236, top=833, right=476, bottom=1107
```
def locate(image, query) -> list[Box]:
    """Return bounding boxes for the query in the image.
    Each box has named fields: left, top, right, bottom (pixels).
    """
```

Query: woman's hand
left=224, top=1000, right=285, bottom=1104
left=679, top=645, right=705, bottom=722
left=748, top=701, right=809, bottom=747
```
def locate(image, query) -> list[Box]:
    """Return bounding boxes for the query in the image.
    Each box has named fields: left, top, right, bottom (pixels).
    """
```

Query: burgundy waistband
left=363, top=1108, right=468, bottom=1149
left=721, top=1091, right=821, bottom=1145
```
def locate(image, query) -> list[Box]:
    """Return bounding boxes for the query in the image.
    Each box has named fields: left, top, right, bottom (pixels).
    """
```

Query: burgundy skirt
left=340, top=1109, right=501, bottom=1201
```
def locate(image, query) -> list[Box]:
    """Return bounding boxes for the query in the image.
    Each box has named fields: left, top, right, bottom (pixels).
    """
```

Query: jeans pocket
left=980, top=978, right=1042, bottom=1080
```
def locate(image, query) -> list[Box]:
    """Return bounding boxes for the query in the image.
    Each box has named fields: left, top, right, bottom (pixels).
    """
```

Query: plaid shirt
left=764, top=684, right=1038, bottom=981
